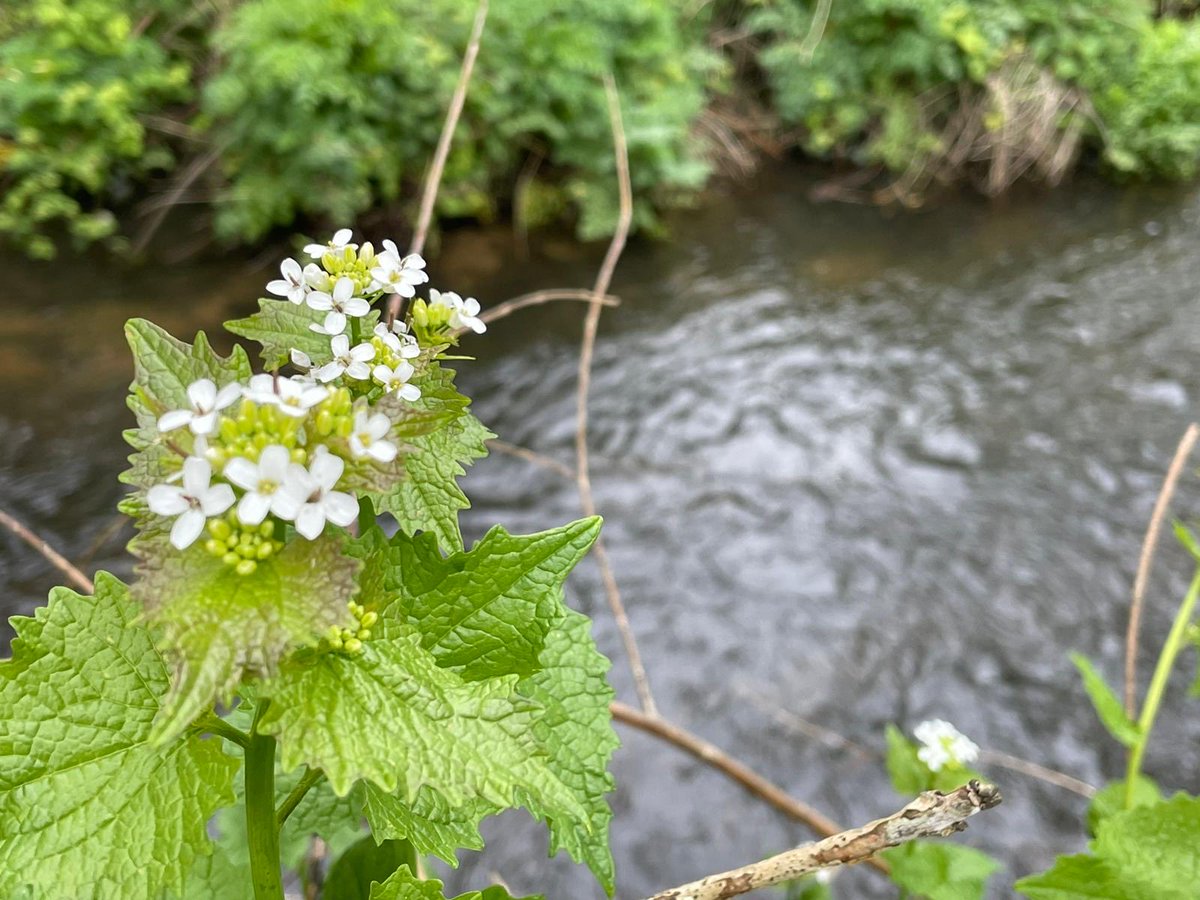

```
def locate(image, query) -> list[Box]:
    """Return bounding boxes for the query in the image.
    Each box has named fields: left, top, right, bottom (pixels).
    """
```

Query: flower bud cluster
left=203, top=513, right=283, bottom=576
left=325, top=600, right=378, bottom=655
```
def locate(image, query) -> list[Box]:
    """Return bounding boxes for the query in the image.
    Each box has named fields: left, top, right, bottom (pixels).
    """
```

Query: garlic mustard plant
left=0, top=231, right=612, bottom=900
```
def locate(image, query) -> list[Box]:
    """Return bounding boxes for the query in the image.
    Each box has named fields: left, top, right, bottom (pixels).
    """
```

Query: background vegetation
left=4, top=0, right=1200, bottom=257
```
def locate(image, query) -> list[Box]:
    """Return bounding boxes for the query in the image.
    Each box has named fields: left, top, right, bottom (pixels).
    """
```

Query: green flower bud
left=235, top=559, right=258, bottom=576
left=208, top=518, right=232, bottom=541
left=344, top=638, right=363, bottom=654
left=204, top=538, right=224, bottom=557
left=222, top=552, right=240, bottom=567
left=360, top=611, right=378, bottom=629
left=256, top=542, right=275, bottom=560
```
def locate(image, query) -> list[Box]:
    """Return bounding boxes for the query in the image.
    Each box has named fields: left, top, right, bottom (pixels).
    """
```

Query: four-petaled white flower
left=371, top=244, right=428, bottom=297
left=286, top=450, right=358, bottom=539
left=223, top=445, right=301, bottom=525
left=430, top=289, right=486, bottom=334
left=307, top=277, right=370, bottom=336
left=372, top=361, right=421, bottom=401
left=303, top=228, right=357, bottom=260
left=348, top=409, right=398, bottom=462
left=266, top=258, right=312, bottom=304
left=147, top=457, right=235, bottom=549
left=314, top=334, right=375, bottom=382
left=158, top=378, right=242, bottom=435
left=373, top=322, right=420, bottom=360
left=913, top=719, right=979, bottom=772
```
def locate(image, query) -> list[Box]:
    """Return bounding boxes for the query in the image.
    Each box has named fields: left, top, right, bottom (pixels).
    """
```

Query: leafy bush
left=0, top=0, right=191, bottom=258
left=201, top=0, right=715, bottom=243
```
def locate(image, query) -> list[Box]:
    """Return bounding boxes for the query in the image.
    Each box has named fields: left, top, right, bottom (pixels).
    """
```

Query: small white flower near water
left=158, top=378, right=242, bottom=436
left=348, top=409, right=398, bottom=463
left=147, top=457, right=235, bottom=549
left=914, top=719, right=980, bottom=772
left=372, top=361, right=421, bottom=401
left=304, top=228, right=357, bottom=260
left=371, top=244, right=428, bottom=297
left=430, top=288, right=486, bottom=334
left=266, top=258, right=311, bottom=304
left=285, top=450, right=358, bottom=539
left=223, top=445, right=301, bottom=525
left=306, top=277, right=370, bottom=336
left=314, top=334, right=375, bottom=382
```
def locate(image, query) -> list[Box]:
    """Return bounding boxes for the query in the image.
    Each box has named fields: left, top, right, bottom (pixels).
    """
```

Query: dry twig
left=479, top=289, right=619, bottom=328
left=576, top=75, right=659, bottom=716
left=0, top=507, right=94, bottom=594
left=487, top=439, right=574, bottom=479
left=386, top=0, right=489, bottom=324
left=642, top=781, right=1001, bottom=900
left=1124, top=423, right=1200, bottom=716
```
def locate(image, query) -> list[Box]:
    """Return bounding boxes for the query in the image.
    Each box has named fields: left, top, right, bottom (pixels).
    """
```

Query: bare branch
left=386, top=0, right=489, bottom=324
left=487, top=439, right=574, bottom=479
left=576, top=75, right=658, bottom=715
left=642, top=781, right=1002, bottom=900
left=0, top=507, right=94, bottom=594
left=1125, top=423, right=1199, bottom=716
left=479, top=289, right=619, bottom=328
left=608, top=701, right=892, bottom=874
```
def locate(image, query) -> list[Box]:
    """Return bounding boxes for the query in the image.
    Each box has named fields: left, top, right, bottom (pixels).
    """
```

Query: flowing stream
left=3, top=166, right=1200, bottom=897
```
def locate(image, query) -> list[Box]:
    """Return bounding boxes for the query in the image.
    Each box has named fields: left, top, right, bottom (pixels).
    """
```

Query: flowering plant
left=0, top=232, right=615, bottom=900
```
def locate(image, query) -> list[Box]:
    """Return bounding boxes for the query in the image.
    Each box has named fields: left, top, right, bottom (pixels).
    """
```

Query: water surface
left=3, top=168, right=1200, bottom=897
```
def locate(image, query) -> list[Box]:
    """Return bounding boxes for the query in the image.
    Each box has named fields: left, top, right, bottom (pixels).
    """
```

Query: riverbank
left=5, top=0, right=1200, bottom=261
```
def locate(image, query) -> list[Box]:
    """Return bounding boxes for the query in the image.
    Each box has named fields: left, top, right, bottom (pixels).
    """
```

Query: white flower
left=348, top=409, right=398, bottom=462
left=276, top=377, right=329, bottom=417
left=430, top=288, right=486, bottom=334
left=306, top=277, right=370, bottom=336
left=372, top=361, right=421, bottom=401
left=914, top=719, right=980, bottom=772
left=371, top=246, right=428, bottom=297
left=223, top=445, right=301, bottom=525
left=303, top=228, right=357, bottom=260
left=158, top=378, right=242, bottom=435
left=242, top=373, right=279, bottom=405
left=314, top=334, right=375, bottom=382
left=266, top=258, right=311, bottom=304
left=373, top=322, right=420, bottom=360
left=284, top=450, right=358, bottom=539
left=146, top=457, right=235, bottom=549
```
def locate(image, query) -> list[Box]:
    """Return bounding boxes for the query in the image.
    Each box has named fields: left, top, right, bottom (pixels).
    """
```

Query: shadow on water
left=3, top=165, right=1200, bottom=897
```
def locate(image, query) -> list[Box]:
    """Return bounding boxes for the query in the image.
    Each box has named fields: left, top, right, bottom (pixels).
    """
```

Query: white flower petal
left=270, top=490, right=301, bottom=522
left=147, top=484, right=188, bottom=516
left=266, top=279, right=292, bottom=297
left=309, top=450, right=344, bottom=489
left=344, top=297, right=370, bottom=317
left=322, top=491, right=359, bottom=527
left=214, top=383, right=243, bottom=410
left=324, top=311, right=347, bottom=336
left=238, top=491, right=271, bottom=526
left=306, top=291, right=333, bottom=312
left=330, top=334, right=350, bottom=356
left=398, top=383, right=422, bottom=402
left=187, top=378, right=217, bottom=410
left=223, top=457, right=260, bottom=491
left=349, top=343, right=376, bottom=362
left=294, top=504, right=326, bottom=540
left=157, top=409, right=193, bottom=432
left=170, top=509, right=207, bottom=550
left=189, top=411, right=218, bottom=435
left=345, top=361, right=371, bottom=380
left=291, top=348, right=312, bottom=369
left=314, top=362, right=344, bottom=383
left=368, top=441, right=397, bottom=463
left=333, top=277, right=354, bottom=303
left=332, top=228, right=353, bottom=246
left=181, top=457, right=212, bottom=495
left=200, top=483, right=235, bottom=516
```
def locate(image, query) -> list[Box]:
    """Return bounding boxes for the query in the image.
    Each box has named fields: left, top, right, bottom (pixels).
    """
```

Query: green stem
left=246, top=703, right=284, bottom=900
left=358, top=495, right=375, bottom=534
left=194, top=713, right=250, bottom=749
left=276, top=767, right=323, bottom=827
left=349, top=315, right=362, bottom=346
left=1124, top=567, right=1200, bottom=808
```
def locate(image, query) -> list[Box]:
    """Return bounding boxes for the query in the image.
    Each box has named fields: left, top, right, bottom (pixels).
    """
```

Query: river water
left=3, top=167, right=1200, bottom=897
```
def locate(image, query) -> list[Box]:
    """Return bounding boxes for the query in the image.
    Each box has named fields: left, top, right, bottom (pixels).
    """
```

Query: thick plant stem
left=246, top=706, right=285, bottom=900
left=1124, top=567, right=1200, bottom=808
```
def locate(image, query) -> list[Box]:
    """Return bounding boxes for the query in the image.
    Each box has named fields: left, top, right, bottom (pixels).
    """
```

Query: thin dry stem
left=979, top=749, right=1095, bottom=798
left=576, top=75, right=658, bottom=716
left=609, top=701, right=891, bottom=876
left=0, top=507, right=94, bottom=594
left=386, top=0, right=489, bottom=324
left=479, top=289, right=619, bottom=328
left=1124, top=423, right=1200, bottom=716
left=487, top=439, right=574, bottom=479
left=642, top=781, right=1001, bottom=900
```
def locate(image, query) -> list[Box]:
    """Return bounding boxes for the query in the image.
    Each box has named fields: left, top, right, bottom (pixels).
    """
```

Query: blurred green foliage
left=4, top=0, right=1200, bottom=257
left=746, top=0, right=1200, bottom=188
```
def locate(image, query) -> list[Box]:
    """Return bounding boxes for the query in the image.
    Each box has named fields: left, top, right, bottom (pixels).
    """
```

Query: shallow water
left=3, top=168, right=1200, bottom=897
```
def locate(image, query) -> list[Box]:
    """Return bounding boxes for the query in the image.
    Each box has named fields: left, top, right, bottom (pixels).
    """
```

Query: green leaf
left=369, top=366, right=492, bottom=552
left=0, top=573, right=239, bottom=899
left=516, top=608, right=618, bottom=894
left=325, top=837, right=416, bottom=900
left=257, top=628, right=586, bottom=824
left=133, top=534, right=361, bottom=743
left=122, top=318, right=252, bottom=489
left=1087, top=776, right=1162, bottom=836
left=1018, top=794, right=1200, bottom=899
left=1070, top=653, right=1142, bottom=748
left=368, top=867, right=542, bottom=900
left=226, top=299, right=379, bottom=371
left=389, top=518, right=602, bottom=681
left=880, top=841, right=1000, bottom=900
left=1174, top=520, right=1200, bottom=561
left=886, top=725, right=930, bottom=795
left=361, top=783, right=491, bottom=866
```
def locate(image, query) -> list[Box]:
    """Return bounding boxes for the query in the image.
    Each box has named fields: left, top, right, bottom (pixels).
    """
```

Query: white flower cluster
left=913, top=719, right=980, bottom=772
